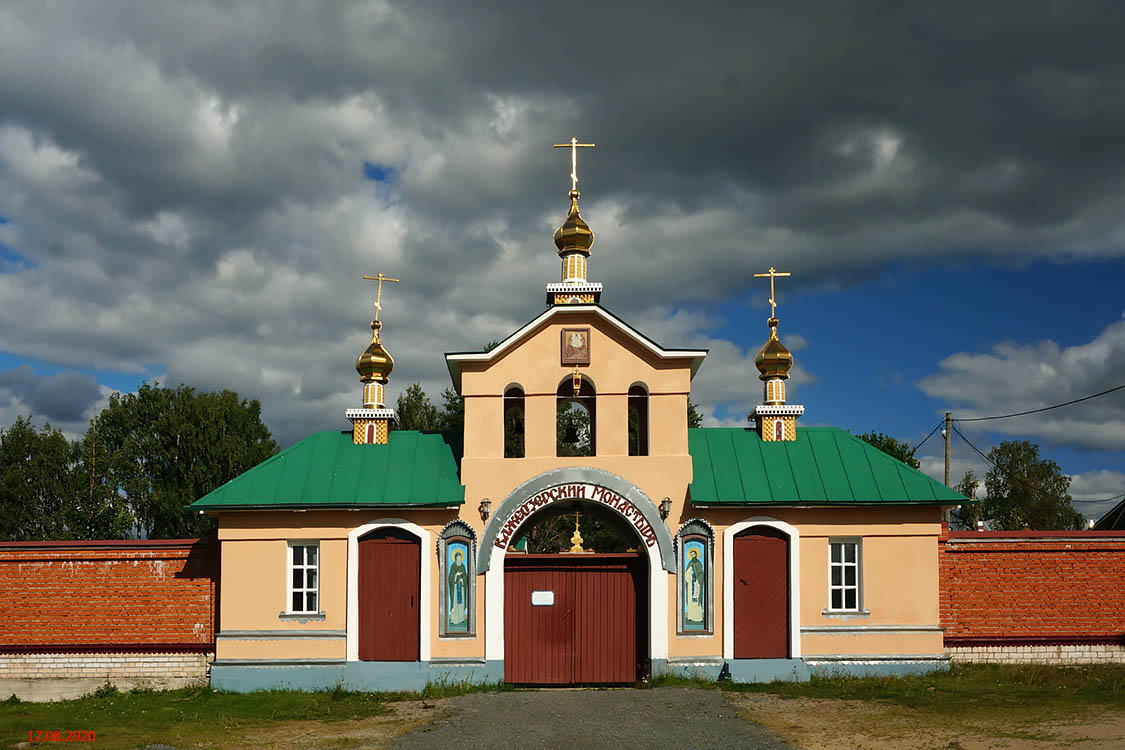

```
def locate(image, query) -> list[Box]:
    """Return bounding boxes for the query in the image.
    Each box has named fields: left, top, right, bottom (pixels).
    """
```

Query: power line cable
left=911, top=420, right=945, bottom=454
left=951, top=424, right=1124, bottom=506
left=954, top=383, right=1125, bottom=422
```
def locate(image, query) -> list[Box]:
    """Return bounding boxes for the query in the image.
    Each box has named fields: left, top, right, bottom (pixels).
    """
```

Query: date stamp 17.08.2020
left=27, top=730, right=96, bottom=742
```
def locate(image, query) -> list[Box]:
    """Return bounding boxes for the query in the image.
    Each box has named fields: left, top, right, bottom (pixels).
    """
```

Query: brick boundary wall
left=0, top=539, right=217, bottom=701
left=940, top=528, right=1125, bottom=665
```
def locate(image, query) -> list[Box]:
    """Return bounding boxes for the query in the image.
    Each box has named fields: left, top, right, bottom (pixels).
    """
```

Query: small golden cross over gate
left=753, top=266, right=791, bottom=319
left=361, top=272, right=400, bottom=322
left=553, top=137, right=595, bottom=193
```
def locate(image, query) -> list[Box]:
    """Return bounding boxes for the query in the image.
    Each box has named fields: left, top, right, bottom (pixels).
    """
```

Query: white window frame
left=827, top=538, right=862, bottom=612
left=287, top=541, right=320, bottom=615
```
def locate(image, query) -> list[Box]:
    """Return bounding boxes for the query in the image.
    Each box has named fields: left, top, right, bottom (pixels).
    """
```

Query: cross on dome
left=553, top=137, right=595, bottom=194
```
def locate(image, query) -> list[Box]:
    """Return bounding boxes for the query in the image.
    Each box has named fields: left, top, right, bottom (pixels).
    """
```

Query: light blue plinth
left=210, top=660, right=504, bottom=693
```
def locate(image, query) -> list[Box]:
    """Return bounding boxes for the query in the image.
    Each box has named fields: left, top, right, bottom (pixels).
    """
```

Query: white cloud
left=918, top=314, right=1125, bottom=451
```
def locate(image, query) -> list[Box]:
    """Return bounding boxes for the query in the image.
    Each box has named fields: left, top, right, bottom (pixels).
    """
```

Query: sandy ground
left=730, top=692, right=1125, bottom=750
left=150, top=698, right=454, bottom=750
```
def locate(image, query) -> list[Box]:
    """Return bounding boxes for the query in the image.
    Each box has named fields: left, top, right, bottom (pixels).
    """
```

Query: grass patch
left=0, top=679, right=515, bottom=749
left=726, top=663, right=1125, bottom=714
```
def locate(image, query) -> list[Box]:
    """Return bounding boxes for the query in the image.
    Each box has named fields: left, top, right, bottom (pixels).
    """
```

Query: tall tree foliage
left=687, top=398, right=703, bottom=429
left=395, top=383, right=440, bottom=431
left=93, top=383, right=277, bottom=538
left=962, top=440, right=1085, bottom=531
left=856, top=431, right=920, bottom=469
left=0, top=417, right=131, bottom=541
left=951, top=469, right=981, bottom=530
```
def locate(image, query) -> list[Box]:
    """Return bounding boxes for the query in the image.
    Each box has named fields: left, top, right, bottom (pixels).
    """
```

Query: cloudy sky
left=2, top=1, right=1123, bottom=519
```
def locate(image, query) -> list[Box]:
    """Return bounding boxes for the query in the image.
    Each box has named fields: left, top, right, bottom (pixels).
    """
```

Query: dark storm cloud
left=3, top=1, right=1125, bottom=444
left=0, top=366, right=101, bottom=423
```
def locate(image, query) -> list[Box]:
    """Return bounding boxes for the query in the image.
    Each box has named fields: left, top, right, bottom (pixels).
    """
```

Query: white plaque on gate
left=531, top=590, right=555, bottom=606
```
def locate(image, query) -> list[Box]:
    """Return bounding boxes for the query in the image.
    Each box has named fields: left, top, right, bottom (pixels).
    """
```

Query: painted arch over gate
left=480, top=466, right=676, bottom=663
left=476, top=466, right=677, bottom=572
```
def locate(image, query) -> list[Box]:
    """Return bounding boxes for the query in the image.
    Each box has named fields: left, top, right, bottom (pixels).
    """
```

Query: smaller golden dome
left=356, top=320, right=394, bottom=384
left=553, top=190, right=594, bottom=256
left=754, top=317, right=793, bottom=381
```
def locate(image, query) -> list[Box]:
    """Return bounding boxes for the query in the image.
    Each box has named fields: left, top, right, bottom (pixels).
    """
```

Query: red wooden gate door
left=504, top=554, right=645, bottom=684
left=358, top=527, right=420, bottom=661
left=732, top=526, right=790, bottom=659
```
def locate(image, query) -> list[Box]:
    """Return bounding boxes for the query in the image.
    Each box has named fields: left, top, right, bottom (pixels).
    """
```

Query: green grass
left=726, top=663, right=1125, bottom=712
left=2, top=666, right=1120, bottom=748
left=0, top=679, right=512, bottom=749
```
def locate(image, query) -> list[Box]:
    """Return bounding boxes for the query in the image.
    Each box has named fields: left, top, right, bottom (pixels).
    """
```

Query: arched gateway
left=479, top=468, right=676, bottom=683
left=196, top=149, right=960, bottom=694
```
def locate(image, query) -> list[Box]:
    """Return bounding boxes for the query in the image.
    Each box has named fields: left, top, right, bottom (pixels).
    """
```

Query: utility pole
left=944, top=412, right=952, bottom=487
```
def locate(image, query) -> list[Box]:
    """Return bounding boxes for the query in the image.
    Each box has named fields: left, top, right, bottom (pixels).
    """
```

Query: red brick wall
left=940, top=529, right=1125, bottom=646
left=0, top=539, right=217, bottom=653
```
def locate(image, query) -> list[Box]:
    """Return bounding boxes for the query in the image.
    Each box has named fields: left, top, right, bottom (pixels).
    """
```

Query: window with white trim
left=288, top=542, right=319, bottom=614
left=828, top=539, right=861, bottom=611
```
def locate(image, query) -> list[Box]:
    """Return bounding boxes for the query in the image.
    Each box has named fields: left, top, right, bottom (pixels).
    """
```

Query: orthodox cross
left=753, top=266, right=791, bottom=319
left=553, top=137, right=595, bottom=193
left=362, top=272, right=399, bottom=322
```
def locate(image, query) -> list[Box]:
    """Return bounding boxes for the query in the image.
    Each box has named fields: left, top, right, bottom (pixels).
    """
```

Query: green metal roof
left=189, top=430, right=464, bottom=510
left=688, top=427, right=965, bottom=506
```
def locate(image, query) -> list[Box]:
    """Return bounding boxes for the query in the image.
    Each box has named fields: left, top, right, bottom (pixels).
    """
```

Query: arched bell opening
left=503, top=384, right=525, bottom=458
left=556, top=375, right=596, bottom=457
left=627, top=382, right=649, bottom=456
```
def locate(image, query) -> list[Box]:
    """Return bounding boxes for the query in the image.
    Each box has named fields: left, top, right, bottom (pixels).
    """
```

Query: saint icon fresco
left=446, top=543, right=469, bottom=632
left=683, top=540, right=706, bottom=630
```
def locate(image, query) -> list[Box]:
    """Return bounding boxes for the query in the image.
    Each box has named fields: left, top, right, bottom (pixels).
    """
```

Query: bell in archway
left=562, top=420, right=579, bottom=444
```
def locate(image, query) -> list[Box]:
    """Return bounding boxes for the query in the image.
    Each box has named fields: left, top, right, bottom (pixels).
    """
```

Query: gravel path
left=392, top=687, right=790, bottom=749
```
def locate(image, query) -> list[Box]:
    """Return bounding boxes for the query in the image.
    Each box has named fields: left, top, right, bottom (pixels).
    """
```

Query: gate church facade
left=193, top=146, right=964, bottom=690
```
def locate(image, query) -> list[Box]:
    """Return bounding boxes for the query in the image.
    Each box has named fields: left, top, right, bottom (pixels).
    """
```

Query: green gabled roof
left=688, top=427, right=965, bottom=506
left=189, top=430, right=464, bottom=510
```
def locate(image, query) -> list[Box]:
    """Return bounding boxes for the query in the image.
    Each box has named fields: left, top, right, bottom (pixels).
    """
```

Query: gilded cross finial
left=553, top=137, right=595, bottom=193
left=362, top=272, right=400, bottom=323
left=753, top=266, right=791, bottom=319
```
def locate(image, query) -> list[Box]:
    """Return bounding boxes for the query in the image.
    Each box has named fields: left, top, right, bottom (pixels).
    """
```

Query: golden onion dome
left=754, top=317, right=793, bottom=381
left=553, top=190, right=595, bottom=257
left=356, top=320, right=394, bottom=384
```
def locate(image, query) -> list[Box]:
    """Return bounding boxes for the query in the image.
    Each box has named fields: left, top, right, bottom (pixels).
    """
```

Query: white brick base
left=946, top=643, right=1125, bottom=665
left=0, top=652, right=212, bottom=701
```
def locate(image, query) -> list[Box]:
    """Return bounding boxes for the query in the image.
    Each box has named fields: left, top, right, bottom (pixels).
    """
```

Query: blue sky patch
left=363, top=162, right=396, bottom=183
left=0, top=243, right=35, bottom=273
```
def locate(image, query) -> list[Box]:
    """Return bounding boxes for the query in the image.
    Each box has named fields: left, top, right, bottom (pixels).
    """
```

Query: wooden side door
left=358, top=527, right=420, bottom=661
left=732, top=526, right=790, bottom=659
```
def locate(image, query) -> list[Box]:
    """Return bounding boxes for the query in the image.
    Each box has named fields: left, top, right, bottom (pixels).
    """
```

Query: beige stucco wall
left=213, top=312, right=946, bottom=664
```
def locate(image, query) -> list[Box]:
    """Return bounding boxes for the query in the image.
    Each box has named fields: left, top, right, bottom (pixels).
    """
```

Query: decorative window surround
left=277, top=611, right=326, bottom=623
left=287, top=541, right=320, bottom=615
left=827, top=538, right=862, bottom=613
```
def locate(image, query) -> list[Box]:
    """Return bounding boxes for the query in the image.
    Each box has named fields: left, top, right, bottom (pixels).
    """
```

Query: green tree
left=395, top=383, right=439, bottom=431
left=687, top=398, right=703, bottom=429
left=857, top=431, right=920, bottom=469
left=437, top=387, right=464, bottom=434
left=973, top=440, right=1085, bottom=531
left=92, top=383, right=278, bottom=538
left=513, top=504, right=636, bottom=554
left=951, top=469, right=981, bottom=530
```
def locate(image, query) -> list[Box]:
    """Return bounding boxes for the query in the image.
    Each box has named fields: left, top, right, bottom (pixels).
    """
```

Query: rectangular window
left=288, top=542, right=319, bottom=614
left=828, top=540, right=861, bottom=611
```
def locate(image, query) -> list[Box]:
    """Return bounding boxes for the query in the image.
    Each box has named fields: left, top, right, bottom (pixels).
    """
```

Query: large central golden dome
left=553, top=190, right=595, bottom=256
